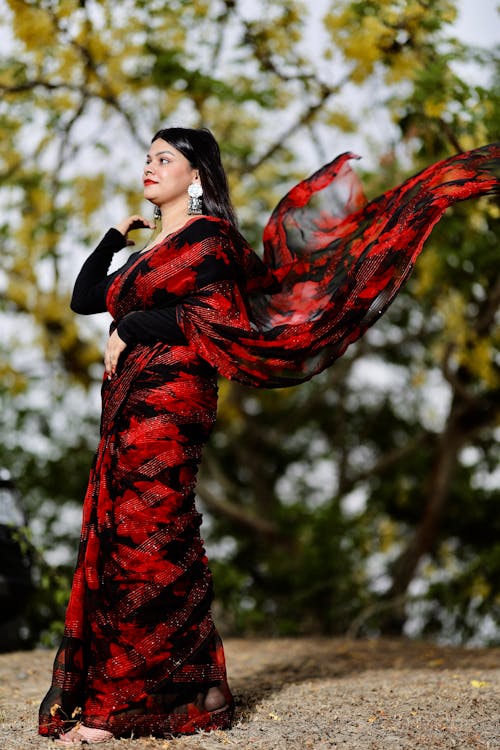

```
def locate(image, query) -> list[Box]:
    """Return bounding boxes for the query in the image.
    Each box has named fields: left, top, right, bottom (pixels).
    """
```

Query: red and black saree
left=39, top=144, right=499, bottom=739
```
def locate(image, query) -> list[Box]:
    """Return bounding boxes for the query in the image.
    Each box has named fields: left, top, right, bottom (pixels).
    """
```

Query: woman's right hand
left=114, top=215, right=156, bottom=245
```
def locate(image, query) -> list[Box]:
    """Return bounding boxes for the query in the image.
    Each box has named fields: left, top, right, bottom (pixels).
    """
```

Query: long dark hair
left=151, top=127, right=237, bottom=227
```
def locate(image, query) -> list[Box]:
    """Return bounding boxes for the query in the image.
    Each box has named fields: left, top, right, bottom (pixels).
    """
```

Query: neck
left=157, top=198, right=193, bottom=236
left=156, top=217, right=191, bottom=240
left=141, top=207, right=196, bottom=255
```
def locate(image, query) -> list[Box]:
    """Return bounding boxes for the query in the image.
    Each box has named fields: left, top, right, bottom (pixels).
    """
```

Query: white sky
left=453, top=0, right=499, bottom=45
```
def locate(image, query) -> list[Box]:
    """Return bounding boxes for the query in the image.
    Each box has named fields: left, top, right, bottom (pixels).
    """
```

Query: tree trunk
left=382, top=385, right=497, bottom=633
left=389, top=408, right=463, bottom=599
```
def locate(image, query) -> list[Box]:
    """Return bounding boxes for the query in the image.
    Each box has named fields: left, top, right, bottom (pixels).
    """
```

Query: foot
left=204, top=686, right=227, bottom=712
left=55, top=724, right=113, bottom=745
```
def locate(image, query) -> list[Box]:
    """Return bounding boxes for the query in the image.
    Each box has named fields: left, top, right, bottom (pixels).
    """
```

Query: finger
left=104, top=334, right=125, bottom=377
left=104, top=349, right=114, bottom=375
left=130, top=215, right=155, bottom=229
left=108, top=350, right=120, bottom=370
left=115, top=215, right=147, bottom=236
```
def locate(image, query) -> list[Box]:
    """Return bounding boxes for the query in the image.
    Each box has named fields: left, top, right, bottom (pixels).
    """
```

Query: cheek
left=166, top=166, right=191, bottom=184
left=177, top=172, right=195, bottom=191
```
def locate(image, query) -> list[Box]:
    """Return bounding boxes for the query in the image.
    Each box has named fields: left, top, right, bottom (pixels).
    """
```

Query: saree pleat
left=39, top=345, right=233, bottom=737
left=39, top=143, right=499, bottom=739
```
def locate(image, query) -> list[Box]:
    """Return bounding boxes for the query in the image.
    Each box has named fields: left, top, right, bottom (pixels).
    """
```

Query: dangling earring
left=153, top=205, right=161, bottom=222
left=187, top=182, right=203, bottom=215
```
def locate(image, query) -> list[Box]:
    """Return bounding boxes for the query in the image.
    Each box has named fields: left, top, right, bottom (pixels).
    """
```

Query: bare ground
left=0, top=638, right=499, bottom=750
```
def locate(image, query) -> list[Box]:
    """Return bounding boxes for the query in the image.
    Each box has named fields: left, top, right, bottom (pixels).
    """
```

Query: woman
left=39, top=128, right=499, bottom=744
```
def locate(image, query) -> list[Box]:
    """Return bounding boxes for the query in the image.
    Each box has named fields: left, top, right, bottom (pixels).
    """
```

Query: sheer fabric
left=178, top=144, right=499, bottom=386
left=39, top=143, right=499, bottom=739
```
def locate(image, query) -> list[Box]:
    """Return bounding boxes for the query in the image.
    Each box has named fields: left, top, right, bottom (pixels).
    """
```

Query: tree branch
left=196, top=480, right=280, bottom=538
left=344, top=432, right=433, bottom=493
left=441, top=343, right=477, bottom=404
left=388, top=386, right=499, bottom=602
left=248, top=81, right=347, bottom=171
left=0, top=80, right=85, bottom=94
left=475, top=275, right=500, bottom=336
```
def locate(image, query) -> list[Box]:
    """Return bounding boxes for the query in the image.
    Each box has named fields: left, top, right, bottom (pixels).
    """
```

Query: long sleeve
left=117, top=308, right=187, bottom=345
left=71, top=228, right=126, bottom=314
left=71, top=229, right=187, bottom=344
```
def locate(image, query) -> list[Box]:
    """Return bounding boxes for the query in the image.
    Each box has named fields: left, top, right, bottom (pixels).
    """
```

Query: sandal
left=55, top=724, right=113, bottom=745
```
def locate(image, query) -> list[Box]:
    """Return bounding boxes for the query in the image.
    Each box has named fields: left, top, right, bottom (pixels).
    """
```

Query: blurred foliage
left=0, top=0, right=498, bottom=647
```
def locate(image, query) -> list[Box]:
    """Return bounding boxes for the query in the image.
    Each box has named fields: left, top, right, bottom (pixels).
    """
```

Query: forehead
left=148, top=139, right=186, bottom=159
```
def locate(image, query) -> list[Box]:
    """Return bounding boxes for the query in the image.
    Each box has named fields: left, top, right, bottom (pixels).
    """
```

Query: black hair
left=151, top=127, right=237, bottom=227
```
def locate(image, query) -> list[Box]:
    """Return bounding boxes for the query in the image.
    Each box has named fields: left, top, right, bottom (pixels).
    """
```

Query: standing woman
left=39, top=128, right=499, bottom=744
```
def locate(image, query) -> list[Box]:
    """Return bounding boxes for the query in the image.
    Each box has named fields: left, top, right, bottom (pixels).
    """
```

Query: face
left=143, top=139, right=199, bottom=209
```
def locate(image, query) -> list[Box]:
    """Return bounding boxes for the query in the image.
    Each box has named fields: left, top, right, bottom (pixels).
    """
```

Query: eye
left=160, top=157, right=170, bottom=164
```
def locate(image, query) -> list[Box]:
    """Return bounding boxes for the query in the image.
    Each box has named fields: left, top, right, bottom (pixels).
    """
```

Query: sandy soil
left=0, top=637, right=499, bottom=749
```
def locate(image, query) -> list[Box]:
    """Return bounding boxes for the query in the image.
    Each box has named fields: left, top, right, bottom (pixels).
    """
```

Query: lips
left=143, top=179, right=157, bottom=186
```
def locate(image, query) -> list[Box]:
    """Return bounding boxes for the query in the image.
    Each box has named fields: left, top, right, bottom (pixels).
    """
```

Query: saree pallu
left=39, top=143, right=499, bottom=739
left=177, top=144, right=500, bottom=385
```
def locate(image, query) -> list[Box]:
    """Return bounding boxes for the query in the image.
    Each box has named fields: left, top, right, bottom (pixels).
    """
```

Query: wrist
left=95, top=228, right=127, bottom=255
left=113, top=223, right=128, bottom=237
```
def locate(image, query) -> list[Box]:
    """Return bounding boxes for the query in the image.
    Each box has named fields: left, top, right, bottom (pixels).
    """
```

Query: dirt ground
left=0, top=637, right=498, bottom=750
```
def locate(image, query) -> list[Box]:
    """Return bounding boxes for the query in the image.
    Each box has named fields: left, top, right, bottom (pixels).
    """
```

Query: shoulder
left=180, top=216, right=250, bottom=251
left=177, top=218, right=249, bottom=287
left=180, top=216, right=233, bottom=243
left=177, top=216, right=248, bottom=266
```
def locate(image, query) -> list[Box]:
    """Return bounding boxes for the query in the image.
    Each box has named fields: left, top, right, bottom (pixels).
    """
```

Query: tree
left=0, top=0, right=498, bottom=644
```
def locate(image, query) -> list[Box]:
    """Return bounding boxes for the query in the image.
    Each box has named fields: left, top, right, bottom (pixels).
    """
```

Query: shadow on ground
left=0, top=638, right=498, bottom=749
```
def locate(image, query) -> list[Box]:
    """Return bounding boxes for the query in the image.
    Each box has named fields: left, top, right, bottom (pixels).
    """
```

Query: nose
left=144, top=165, right=153, bottom=175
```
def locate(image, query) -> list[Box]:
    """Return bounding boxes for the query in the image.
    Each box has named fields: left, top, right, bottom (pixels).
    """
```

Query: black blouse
left=71, top=229, right=186, bottom=345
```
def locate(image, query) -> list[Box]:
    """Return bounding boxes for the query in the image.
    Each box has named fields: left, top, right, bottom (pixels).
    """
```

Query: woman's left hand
left=104, top=329, right=127, bottom=378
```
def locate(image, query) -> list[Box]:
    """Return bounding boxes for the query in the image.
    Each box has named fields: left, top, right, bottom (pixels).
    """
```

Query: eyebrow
left=146, top=149, right=176, bottom=158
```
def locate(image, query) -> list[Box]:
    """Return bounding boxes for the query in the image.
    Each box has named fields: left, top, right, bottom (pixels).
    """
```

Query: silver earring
left=187, top=182, right=203, bottom=215
left=153, top=205, right=161, bottom=222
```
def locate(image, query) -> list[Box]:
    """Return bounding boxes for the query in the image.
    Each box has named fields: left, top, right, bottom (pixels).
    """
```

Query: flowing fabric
left=178, top=144, right=499, bottom=386
left=39, top=143, right=499, bottom=739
